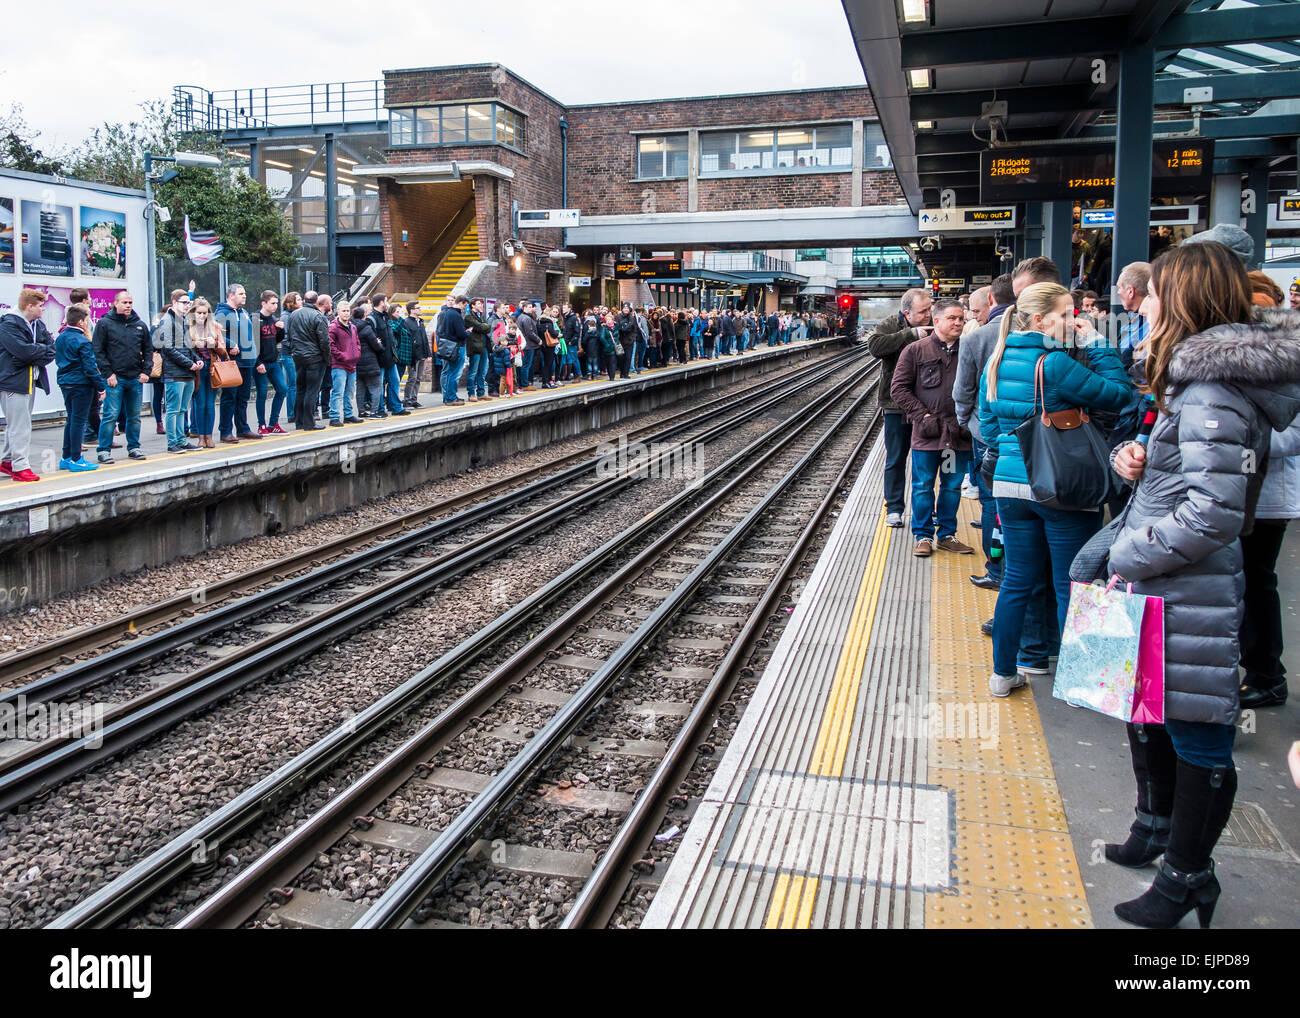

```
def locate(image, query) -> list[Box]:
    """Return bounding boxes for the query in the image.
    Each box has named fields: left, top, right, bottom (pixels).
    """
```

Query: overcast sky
left=5, top=0, right=866, bottom=151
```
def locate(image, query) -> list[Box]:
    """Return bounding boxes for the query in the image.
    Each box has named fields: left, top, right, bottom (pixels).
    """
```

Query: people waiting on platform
left=890, top=297, right=974, bottom=558
left=977, top=281, right=1131, bottom=700
left=93, top=291, right=152, bottom=463
left=55, top=304, right=105, bottom=472
left=868, top=287, right=932, bottom=529
left=1105, top=240, right=1300, bottom=929
left=215, top=283, right=261, bottom=444
left=327, top=300, right=361, bottom=427
left=288, top=290, right=331, bottom=432
left=187, top=298, right=224, bottom=449
left=154, top=289, right=200, bottom=454
left=254, top=290, right=289, bottom=435
left=436, top=294, right=470, bottom=407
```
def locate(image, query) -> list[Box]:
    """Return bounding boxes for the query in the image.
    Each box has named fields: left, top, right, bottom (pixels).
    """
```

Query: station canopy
left=841, top=0, right=1300, bottom=212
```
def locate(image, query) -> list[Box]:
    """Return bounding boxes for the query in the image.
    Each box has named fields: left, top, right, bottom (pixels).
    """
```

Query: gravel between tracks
left=0, top=360, right=853, bottom=929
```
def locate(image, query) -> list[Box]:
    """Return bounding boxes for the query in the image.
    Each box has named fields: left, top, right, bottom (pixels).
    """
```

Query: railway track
left=0, top=352, right=859, bottom=816
left=46, top=356, right=881, bottom=929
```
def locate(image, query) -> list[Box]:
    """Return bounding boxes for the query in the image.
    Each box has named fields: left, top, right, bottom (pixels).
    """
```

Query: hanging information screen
left=980, top=140, right=1213, bottom=203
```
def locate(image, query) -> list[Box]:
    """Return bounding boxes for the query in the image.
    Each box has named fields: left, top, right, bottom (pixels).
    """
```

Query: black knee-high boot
left=1106, top=722, right=1176, bottom=867
left=1114, top=758, right=1236, bottom=929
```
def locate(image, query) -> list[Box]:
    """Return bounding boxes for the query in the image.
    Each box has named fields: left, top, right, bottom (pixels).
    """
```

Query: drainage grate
left=1218, top=802, right=1300, bottom=863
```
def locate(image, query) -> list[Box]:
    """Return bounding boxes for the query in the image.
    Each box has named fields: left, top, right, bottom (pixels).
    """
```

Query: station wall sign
left=971, top=274, right=992, bottom=285
left=518, top=208, right=581, bottom=229
left=918, top=206, right=1016, bottom=233
left=615, top=260, right=682, bottom=279
left=569, top=275, right=592, bottom=287
left=981, top=140, right=1213, bottom=203
left=1278, top=195, right=1300, bottom=222
left=1081, top=204, right=1200, bottom=229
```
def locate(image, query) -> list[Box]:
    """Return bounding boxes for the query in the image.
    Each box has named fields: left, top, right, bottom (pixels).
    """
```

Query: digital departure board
left=980, top=140, right=1214, bottom=203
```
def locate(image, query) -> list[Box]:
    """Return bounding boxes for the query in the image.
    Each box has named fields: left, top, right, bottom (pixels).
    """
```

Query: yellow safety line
left=809, top=507, right=892, bottom=777
left=764, top=874, right=820, bottom=929
left=764, top=873, right=792, bottom=928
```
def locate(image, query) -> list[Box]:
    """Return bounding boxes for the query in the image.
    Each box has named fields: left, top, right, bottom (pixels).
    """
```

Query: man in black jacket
left=0, top=289, right=56, bottom=481
left=615, top=303, right=636, bottom=378
left=92, top=290, right=152, bottom=461
left=403, top=301, right=431, bottom=407
left=287, top=294, right=331, bottom=430
left=866, top=288, right=931, bottom=527
left=370, top=296, right=409, bottom=416
left=436, top=295, right=471, bottom=406
left=515, top=301, right=541, bottom=388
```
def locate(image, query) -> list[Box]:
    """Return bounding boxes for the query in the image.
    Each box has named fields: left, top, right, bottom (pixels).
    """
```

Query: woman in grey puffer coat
left=1103, top=243, right=1300, bottom=929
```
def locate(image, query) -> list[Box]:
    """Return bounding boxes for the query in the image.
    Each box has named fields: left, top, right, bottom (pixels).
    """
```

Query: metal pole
left=143, top=152, right=160, bottom=323
left=1111, top=44, right=1155, bottom=301
left=1044, top=201, right=1073, bottom=281
left=325, top=133, right=338, bottom=276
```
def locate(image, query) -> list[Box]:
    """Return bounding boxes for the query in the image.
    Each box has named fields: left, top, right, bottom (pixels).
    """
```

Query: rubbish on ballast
left=654, top=826, right=681, bottom=842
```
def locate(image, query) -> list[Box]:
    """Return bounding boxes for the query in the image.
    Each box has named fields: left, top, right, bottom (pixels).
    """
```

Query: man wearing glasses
left=92, top=290, right=152, bottom=462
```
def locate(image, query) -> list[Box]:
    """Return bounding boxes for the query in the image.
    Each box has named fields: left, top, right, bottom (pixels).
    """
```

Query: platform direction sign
left=1279, top=195, right=1300, bottom=222
left=518, top=208, right=581, bottom=228
left=918, top=206, right=1016, bottom=233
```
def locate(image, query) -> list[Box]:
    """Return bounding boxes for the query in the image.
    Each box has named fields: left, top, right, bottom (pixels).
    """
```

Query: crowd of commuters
left=0, top=280, right=831, bottom=481
left=868, top=226, right=1300, bottom=929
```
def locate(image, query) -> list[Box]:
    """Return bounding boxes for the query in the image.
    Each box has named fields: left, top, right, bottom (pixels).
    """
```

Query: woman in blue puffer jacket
left=977, top=281, right=1133, bottom=698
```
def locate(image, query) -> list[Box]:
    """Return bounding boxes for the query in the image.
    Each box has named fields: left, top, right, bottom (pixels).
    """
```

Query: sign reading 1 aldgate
left=518, top=208, right=581, bottom=228
left=980, top=140, right=1213, bottom=203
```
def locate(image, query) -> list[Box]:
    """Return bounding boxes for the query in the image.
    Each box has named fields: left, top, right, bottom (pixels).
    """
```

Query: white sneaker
left=885, top=512, right=904, bottom=528
left=989, top=672, right=1026, bottom=697
left=1018, top=663, right=1051, bottom=676
left=961, top=482, right=980, bottom=500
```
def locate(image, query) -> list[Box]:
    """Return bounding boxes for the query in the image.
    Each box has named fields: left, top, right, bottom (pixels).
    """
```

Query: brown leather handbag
left=209, top=350, right=243, bottom=389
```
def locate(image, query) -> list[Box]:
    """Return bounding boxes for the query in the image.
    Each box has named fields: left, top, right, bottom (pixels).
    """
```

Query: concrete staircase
left=417, top=220, right=479, bottom=319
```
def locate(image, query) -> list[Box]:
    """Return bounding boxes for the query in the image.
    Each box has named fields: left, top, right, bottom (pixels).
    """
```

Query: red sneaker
left=10, top=468, right=40, bottom=482
left=258, top=425, right=272, bottom=435
left=0, top=461, right=11, bottom=477
left=269, top=424, right=287, bottom=435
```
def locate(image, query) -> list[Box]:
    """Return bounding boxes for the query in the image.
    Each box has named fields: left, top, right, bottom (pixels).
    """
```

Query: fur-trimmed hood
left=1170, top=307, right=1300, bottom=431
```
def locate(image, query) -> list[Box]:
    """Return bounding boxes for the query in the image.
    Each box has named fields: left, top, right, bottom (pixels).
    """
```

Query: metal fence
left=173, top=81, right=387, bottom=133
left=156, top=260, right=360, bottom=309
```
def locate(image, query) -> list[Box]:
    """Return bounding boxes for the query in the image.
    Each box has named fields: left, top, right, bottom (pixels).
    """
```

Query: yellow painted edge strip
left=808, top=507, right=892, bottom=777
left=764, top=873, right=792, bottom=928
left=793, top=876, right=819, bottom=928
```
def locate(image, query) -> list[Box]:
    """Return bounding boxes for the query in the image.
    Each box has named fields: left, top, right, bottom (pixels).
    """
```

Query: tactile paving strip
left=925, top=497, right=1093, bottom=928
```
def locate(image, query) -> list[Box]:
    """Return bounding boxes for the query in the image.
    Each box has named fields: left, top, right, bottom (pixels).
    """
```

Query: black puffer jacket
left=355, top=315, right=384, bottom=376
left=92, top=310, right=151, bottom=379
left=152, top=309, right=197, bottom=381
left=1109, top=309, right=1300, bottom=724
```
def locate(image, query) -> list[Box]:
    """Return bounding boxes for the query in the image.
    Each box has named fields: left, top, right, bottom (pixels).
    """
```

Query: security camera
left=919, top=236, right=938, bottom=253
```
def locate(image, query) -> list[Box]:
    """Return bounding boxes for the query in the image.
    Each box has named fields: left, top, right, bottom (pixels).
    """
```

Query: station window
left=389, top=101, right=526, bottom=152
left=864, top=121, right=893, bottom=169
left=851, top=246, right=914, bottom=278
left=638, top=134, right=688, bottom=178
left=796, top=248, right=828, bottom=261
left=700, top=124, right=853, bottom=175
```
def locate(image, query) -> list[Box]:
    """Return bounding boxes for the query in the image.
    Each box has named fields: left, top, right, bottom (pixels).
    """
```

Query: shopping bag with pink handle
left=1052, top=577, right=1164, bottom=723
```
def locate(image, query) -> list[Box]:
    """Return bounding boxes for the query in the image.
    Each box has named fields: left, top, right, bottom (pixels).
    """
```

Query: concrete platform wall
left=1, top=340, right=845, bottom=605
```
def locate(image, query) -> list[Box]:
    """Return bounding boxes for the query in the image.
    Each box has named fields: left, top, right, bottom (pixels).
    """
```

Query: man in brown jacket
left=890, top=297, right=974, bottom=557
left=867, top=288, right=931, bottom=527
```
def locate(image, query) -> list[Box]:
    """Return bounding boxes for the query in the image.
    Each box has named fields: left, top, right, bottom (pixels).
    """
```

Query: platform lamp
left=143, top=149, right=222, bottom=321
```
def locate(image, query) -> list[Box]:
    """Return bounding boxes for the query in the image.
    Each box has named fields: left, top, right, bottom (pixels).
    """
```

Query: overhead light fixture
left=298, top=147, right=318, bottom=155
left=902, top=0, right=927, bottom=23
left=547, top=250, right=576, bottom=260
left=915, top=120, right=934, bottom=130
left=909, top=68, right=933, bottom=89
left=263, top=159, right=292, bottom=169
left=336, top=156, right=358, bottom=166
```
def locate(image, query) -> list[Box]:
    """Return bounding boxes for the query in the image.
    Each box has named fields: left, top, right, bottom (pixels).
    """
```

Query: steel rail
left=50, top=361, right=875, bottom=929
left=353, top=377, right=877, bottom=928
left=0, top=343, right=853, bottom=691
left=562, top=404, right=884, bottom=928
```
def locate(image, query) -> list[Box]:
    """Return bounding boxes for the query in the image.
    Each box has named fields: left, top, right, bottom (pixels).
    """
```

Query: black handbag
left=1014, top=353, right=1119, bottom=512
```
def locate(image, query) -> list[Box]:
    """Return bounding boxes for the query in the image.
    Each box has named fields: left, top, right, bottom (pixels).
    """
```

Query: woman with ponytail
left=977, top=281, right=1132, bottom=699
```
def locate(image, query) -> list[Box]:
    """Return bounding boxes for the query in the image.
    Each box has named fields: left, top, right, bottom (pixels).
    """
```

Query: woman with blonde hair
left=188, top=298, right=225, bottom=448
left=1104, top=242, right=1300, bottom=928
left=977, top=281, right=1132, bottom=698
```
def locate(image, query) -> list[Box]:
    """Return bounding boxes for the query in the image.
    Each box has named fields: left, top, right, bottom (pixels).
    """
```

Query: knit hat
left=1182, top=223, right=1254, bottom=263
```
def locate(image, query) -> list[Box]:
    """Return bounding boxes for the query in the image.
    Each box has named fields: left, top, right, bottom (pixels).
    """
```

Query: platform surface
left=643, top=430, right=1300, bottom=929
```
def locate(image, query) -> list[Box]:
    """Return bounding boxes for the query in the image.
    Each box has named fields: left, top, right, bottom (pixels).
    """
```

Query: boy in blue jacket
left=55, top=304, right=106, bottom=471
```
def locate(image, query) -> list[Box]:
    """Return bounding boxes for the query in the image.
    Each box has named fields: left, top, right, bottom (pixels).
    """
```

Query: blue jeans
left=255, top=361, right=289, bottom=428
left=329, top=368, right=356, bottom=420
left=383, top=363, right=404, bottom=413
left=279, top=353, right=297, bottom=416
left=992, top=496, right=1103, bottom=676
left=194, top=364, right=218, bottom=438
left=441, top=345, right=467, bottom=403
left=882, top=412, right=909, bottom=515
left=98, top=378, right=142, bottom=452
left=520, top=348, right=535, bottom=388
left=151, top=381, right=164, bottom=431
left=466, top=352, right=487, bottom=397
left=972, top=439, right=1002, bottom=582
left=910, top=447, right=970, bottom=542
left=165, top=378, right=194, bottom=447
left=1165, top=719, right=1236, bottom=768
left=219, top=358, right=256, bottom=437
left=59, top=384, right=93, bottom=461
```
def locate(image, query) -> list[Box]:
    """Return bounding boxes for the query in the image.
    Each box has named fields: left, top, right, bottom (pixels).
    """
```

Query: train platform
left=643, top=431, right=1300, bottom=930
left=0, top=337, right=842, bottom=601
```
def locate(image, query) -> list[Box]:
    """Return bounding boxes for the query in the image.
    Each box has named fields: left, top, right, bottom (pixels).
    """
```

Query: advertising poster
left=79, top=206, right=126, bottom=279
left=21, top=282, right=121, bottom=336
left=0, top=197, right=13, bottom=274
left=20, top=199, right=75, bottom=276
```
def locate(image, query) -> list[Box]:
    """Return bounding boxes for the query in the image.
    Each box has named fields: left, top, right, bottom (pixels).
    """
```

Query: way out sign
left=518, top=209, right=581, bottom=228
left=918, top=206, right=1016, bottom=233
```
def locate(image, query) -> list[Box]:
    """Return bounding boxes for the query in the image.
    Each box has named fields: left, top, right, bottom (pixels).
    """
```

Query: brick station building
left=354, top=63, right=908, bottom=310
